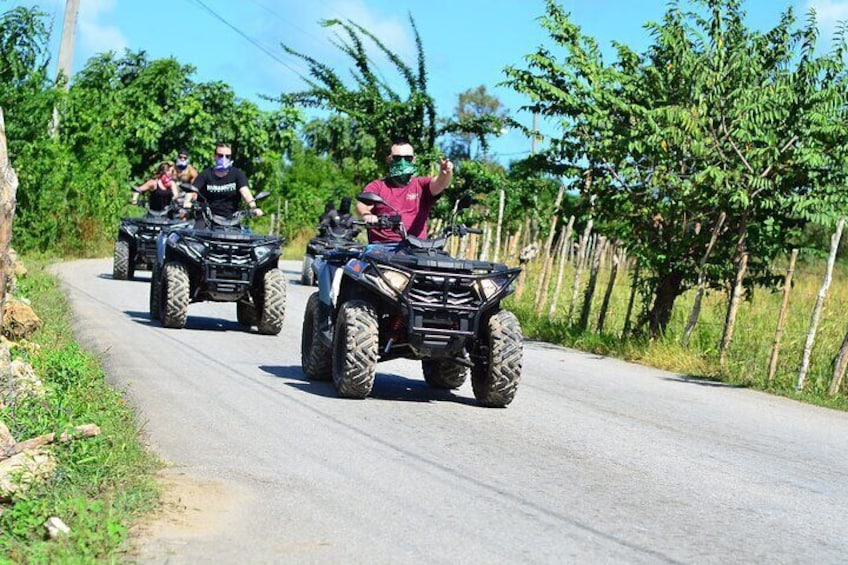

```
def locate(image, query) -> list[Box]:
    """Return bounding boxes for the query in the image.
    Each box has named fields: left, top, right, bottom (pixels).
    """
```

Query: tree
left=442, top=85, right=508, bottom=160
left=504, top=0, right=848, bottom=336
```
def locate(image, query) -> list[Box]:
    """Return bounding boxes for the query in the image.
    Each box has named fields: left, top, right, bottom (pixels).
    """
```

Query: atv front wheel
left=301, top=292, right=332, bottom=381
left=301, top=254, right=315, bottom=286
left=256, top=268, right=287, bottom=335
left=471, top=310, right=523, bottom=407
left=113, top=240, right=131, bottom=280
left=236, top=301, right=257, bottom=327
left=161, top=261, right=189, bottom=329
left=149, top=263, right=161, bottom=321
left=332, top=299, right=378, bottom=398
left=422, top=359, right=467, bottom=389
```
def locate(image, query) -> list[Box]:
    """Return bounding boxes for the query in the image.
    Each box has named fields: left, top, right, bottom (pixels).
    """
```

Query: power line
left=186, top=0, right=307, bottom=79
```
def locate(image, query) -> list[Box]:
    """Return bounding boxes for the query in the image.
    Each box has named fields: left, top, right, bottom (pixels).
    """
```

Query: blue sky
left=6, top=0, right=848, bottom=164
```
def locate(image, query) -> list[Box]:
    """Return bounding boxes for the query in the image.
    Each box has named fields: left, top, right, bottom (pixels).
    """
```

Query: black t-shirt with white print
left=192, top=167, right=249, bottom=218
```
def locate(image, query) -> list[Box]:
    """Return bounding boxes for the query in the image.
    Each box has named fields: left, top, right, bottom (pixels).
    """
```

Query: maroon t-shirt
left=362, top=176, right=435, bottom=243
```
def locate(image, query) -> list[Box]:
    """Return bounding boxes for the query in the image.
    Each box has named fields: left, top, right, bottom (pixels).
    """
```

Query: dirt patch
left=130, top=467, right=254, bottom=562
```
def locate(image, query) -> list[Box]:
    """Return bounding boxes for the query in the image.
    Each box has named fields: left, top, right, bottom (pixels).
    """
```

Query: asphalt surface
left=53, top=258, right=848, bottom=564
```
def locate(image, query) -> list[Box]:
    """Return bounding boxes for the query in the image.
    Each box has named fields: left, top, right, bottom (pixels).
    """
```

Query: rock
left=0, top=419, right=14, bottom=450
left=6, top=359, right=46, bottom=400
left=1, top=299, right=41, bottom=340
left=8, top=248, right=26, bottom=278
left=0, top=448, right=56, bottom=501
left=45, top=516, right=71, bottom=539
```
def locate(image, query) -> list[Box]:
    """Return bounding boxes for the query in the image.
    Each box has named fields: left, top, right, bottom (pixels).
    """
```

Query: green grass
left=0, top=259, right=160, bottom=563
left=507, top=255, right=848, bottom=411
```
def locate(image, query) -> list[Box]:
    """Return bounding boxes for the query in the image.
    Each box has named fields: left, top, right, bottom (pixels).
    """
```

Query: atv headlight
left=368, top=267, right=410, bottom=295
left=477, top=277, right=506, bottom=300
left=253, top=243, right=276, bottom=261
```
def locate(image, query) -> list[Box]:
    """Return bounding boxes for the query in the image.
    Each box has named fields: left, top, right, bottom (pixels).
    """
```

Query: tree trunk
left=622, top=263, right=641, bottom=338
left=647, top=271, right=684, bottom=338
left=719, top=252, right=749, bottom=367
left=596, top=246, right=621, bottom=334
left=579, top=236, right=607, bottom=331
left=767, top=249, right=798, bottom=384
left=0, top=108, right=19, bottom=323
left=797, top=217, right=845, bottom=391
left=682, top=212, right=727, bottom=345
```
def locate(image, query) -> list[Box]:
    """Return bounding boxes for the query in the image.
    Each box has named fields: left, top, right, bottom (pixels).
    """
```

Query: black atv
left=149, top=188, right=287, bottom=335
left=301, top=192, right=523, bottom=407
left=113, top=188, right=189, bottom=280
left=301, top=214, right=362, bottom=286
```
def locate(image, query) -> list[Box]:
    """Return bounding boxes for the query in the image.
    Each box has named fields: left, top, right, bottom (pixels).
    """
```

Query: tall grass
left=0, top=260, right=160, bottom=562
left=506, top=255, right=848, bottom=410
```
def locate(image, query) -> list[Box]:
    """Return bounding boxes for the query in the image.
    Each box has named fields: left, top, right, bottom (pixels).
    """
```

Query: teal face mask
left=388, top=158, right=416, bottom=186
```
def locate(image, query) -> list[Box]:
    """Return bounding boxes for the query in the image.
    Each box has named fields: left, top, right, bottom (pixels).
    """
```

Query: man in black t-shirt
left=184, top=142, right=264, bottom=224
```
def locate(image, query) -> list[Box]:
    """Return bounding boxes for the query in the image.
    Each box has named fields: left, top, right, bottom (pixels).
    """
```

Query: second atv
left=150, top=189, right=287, bottom=335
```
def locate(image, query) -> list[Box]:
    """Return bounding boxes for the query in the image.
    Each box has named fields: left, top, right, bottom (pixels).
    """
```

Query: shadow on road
left=124, top=310, right=245, bottom=332
left=259, top=364, right=477, bottom=405
left=98, top=272, right=153, bottom=282
left=661, top=374, right=749, bottom=389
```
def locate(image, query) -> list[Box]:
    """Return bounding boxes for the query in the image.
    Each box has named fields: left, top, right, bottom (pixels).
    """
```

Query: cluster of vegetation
left=0, top=264, right=159, bottom=561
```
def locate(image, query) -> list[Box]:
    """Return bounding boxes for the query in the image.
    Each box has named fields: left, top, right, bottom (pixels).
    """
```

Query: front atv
left=150, top=191, right=287, bottom=334
left=301, top=192, right=523, bottom=407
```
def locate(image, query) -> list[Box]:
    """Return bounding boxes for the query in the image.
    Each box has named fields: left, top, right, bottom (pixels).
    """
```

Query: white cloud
left=805, top=0, right=848, bottom=39
left=77, top=0, right=127, bottom=57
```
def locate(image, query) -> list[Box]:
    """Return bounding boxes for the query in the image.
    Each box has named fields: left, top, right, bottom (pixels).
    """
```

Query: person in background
left=132, top=161, right=180, bottom=212
left=355, top=137, right=453, bottom=243
left=174, top=148, right=198, bottom=184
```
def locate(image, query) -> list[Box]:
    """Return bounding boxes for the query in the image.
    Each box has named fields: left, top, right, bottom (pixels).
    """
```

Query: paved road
left=54, top=258, right=848, bottom=564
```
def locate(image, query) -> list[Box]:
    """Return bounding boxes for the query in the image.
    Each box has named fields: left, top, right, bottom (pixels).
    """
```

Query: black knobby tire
left=301, top=254, right=315, bottom=286
left=161, top=262, right=189, bottom=329
left=256, top=268, right=287, bottom=335
left=113, top=240, right=130, bottom=280
left=471, top=310, right=523, bottom=407
left=236, top=302, right=257, bottom=327
left=332, top=299, right=378, bottom=399
left=149, top=263, right=161, bottom=321
left=422, top=359, right=467, bottom=389
left=301, top=292, right=332, bottom=381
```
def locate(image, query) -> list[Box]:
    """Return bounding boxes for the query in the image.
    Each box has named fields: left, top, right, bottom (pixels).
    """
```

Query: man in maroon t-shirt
left=356, top=137, right=454, bottom=243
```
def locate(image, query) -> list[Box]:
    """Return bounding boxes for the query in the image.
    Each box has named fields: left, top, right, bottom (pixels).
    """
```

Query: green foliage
left=441, top=85, right=508, bottom=160
left=0, top=263, right=159, bottom=562
left=281, top=15, right=438, bottom=162
left=503, top=0, right=848, bottom=334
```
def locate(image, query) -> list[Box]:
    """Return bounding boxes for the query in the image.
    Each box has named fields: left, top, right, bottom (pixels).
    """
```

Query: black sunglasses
left=391, top=154, right=414, bottom=162
left=215, top=152, right=231, bottom=159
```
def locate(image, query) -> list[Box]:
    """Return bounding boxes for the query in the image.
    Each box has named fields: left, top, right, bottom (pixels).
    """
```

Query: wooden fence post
left=719, top=252, right=749, bottom=367
left=578, top=236, right=606, bottom=330
left=596, top=245, right=621, bottom=334
left=0, top=107, right=19, bottom=323
left=480, top=222, right=492, bottom=261
left=493, top=190, right=505, bottom=263
left=797, top=216, right=845, bottom=391
left=766, top=249, right=798, bottom=384
left=567, top=220, right=593, bottom=324
left=829, top=322, right=848, bottom=396
left=682, top=211, right=727, bottom=345
left=548, top=217, right=575, bottom=317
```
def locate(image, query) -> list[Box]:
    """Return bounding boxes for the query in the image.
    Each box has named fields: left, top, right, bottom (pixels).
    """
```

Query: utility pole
left=530, top=111, right=538, bottom=155
left=49, top=0, right=80, bottom=136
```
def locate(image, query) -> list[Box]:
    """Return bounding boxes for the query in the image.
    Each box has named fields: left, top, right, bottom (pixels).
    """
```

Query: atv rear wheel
left=301, top=292, right=332, bottom=381
left=332, top=299, right=378, bottom=398
left=301, top=254, right=315, bottom=286
left=113, top=240, right=131, bottom=280
left=471, top=310, right=523, bottom=407
left=256, top=268, right=287, bottom=335
left=161, top=261, right=189, bottom=329
left=149, top=263, right=161, bottom=321
left=236, top=301, right=257, bottom=327
left=422, top=359, right=467, bottom=389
